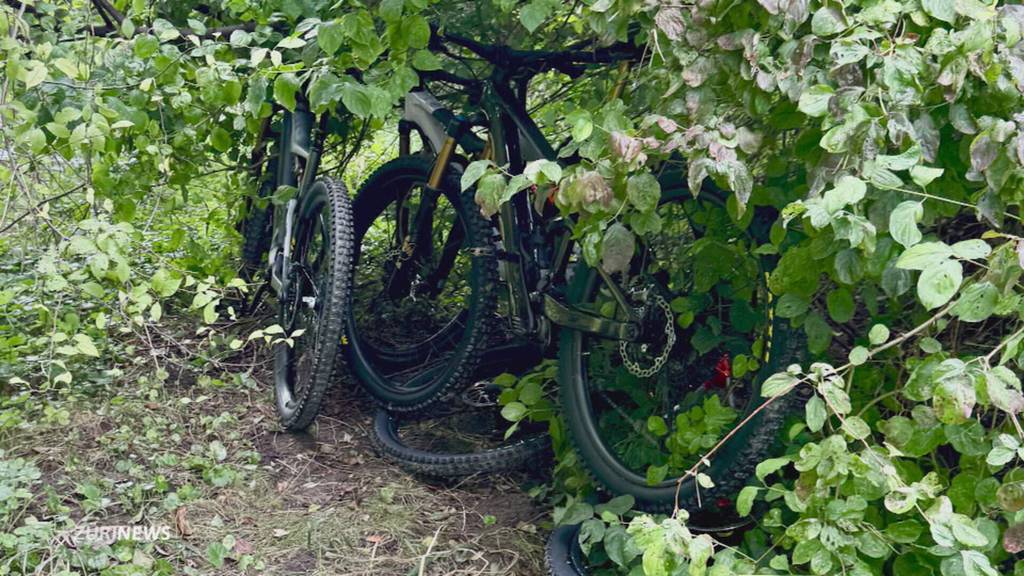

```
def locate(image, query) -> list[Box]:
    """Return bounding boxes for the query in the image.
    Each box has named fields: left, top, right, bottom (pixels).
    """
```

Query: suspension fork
left=388, top=125, right=459, bottom=297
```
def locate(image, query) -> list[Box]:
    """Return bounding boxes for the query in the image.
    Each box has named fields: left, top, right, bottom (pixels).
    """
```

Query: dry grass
left=0, top=324, right=548, bottom=576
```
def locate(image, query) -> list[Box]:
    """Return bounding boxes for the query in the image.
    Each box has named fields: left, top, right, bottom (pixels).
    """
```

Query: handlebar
left=428, top=26, right=639, bottom=80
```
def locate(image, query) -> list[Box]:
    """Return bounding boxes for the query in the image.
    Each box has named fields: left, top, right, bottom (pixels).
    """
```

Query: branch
left=0, top=184, right=84, bottom=236
left=92, top=0, right=123, bottom=24
left=2, top=0, right=39, bottom=18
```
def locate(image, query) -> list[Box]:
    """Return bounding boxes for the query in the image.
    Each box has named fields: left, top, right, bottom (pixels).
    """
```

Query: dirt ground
left=3, top=325, right=549, bottom=575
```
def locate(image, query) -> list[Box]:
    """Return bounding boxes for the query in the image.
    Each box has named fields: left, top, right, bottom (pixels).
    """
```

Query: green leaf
left=876, top=145, right=922, bottom=172
left=842, top=415, right=871, bottom=439
left=869, top=324, right=890, bottom=345
left=206, top=541, right=229, bottom=568
left=954, top=0, right=996, bottom=20
left=475, top=173, right=507, bottom=217
left=379, top=0, right=404, bottom=22
left=953, top=282, right=998, bottom=322
left=917, top=259, right=963, bottom=310
left=823, top=175, right=866, bottom=213
left=411, top=49, right=442, bottom=71
left=951, top=517, right=989, bottom=548
left=737, top=486, right=758, bottom=516
left=567, top=109, right=593, bottom=141
left=560, top=501, right=594, bottom=525
left=755, top=457, right=791, bottom=481
left=798, top=85, right=835, bottom=118
left=519, top=380, right=543, bottom=405
left=805, top=395, right=827, bottom=433
left=646, top=415, right=668, bottom=437
left=923, top=0, right=956, bottom=23
left=209, top=127, right=232, bottom=152
left=826, top=287, right=855, bottom=323
left=519, top=1, right=551, bottom=32
left=273, top=73, right=300, bottom=112
left=889, top=201, right=924, bottom=248
left=849, top=346, right=870, bottom=366
left=896, top=241, right=953, bottom=270
left=337, top=83, right=370, bottom=118
left=22, top=60, right=47, bottom=89
left=911, top=165, right=944, bottom=188
left=401, top=15, right=431, bottom=49
left=151, top=269, right=181, bottom=297
left=594, top=494, right=634, bottom=516
left=500, top=401, right=527, bottom=422
left=73, top=334, right=100, bottom=357
left=961, top=550, right=998, bottom=576
left=603, top=526, right=638, bottom=568
left=885, top=520, right=924, bottom=543
left=318, top=20, right=345, bottom=55
left=804, top=312, right=833, bottom=354
left=309, top=73, right=346, bottom=113
left=776, top=293, right=810, bottom=318
left=811, top=6, right=848, bottom=35
left=246, top=76, right=268, bottom=118
left=761, top=372, right=799, bottom=398
left=524, top=160, right=562, bottom=185
left=951, top=239, right=991, bottom=260
left=626, top=173, right=660, bottom=213
left=461, top=160, right=492, bottom=192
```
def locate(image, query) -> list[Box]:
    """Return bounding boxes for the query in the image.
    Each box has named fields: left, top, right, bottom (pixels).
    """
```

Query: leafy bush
left=4, top=0, right=1024, bottom=574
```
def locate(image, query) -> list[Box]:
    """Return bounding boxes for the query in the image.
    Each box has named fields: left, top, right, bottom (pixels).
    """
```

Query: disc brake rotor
left=620, top=290, right=676, bottom=379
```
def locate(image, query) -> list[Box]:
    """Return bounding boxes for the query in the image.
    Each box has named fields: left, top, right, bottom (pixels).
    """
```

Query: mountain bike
left=240, top=96, right=355, bottom=431
left=348, top=30, right=807, bottom=517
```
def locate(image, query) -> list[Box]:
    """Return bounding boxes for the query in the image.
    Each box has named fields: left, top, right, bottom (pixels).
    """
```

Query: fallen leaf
left=174, top=507, right=193, bottom=537
left=233, top=537, right=254, bottom=555
left=272, top=528, right=289, bottom=538
left=366, top=534, right=384, bottom=544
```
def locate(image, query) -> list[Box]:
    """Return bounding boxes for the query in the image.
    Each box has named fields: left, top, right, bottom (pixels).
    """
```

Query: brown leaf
left=654, top=7, right=686, bottom=40
left=1004, top=523, right=1024, bottom=554
left=174, top=507, right=193, bottom=537
left=366, top=534, right=385, bottom=544
left=233, top=537, right=254, bottom=556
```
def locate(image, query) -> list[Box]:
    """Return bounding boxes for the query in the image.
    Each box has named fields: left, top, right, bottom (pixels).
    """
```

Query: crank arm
left=543, top=294, right=640, bottom=341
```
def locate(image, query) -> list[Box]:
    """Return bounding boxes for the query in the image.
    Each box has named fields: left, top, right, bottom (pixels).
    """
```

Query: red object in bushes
left=702, top=354, right=731, bottom=390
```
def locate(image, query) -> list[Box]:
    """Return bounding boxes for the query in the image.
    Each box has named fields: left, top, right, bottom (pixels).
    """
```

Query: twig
left=0, top=184, right=85, bottom=235
left=418, top=524, right=444, bottom=576
left=672, top=300, right=955, bottom=513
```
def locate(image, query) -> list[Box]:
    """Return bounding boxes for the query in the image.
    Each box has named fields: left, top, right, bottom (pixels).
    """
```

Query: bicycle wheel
left=240, top=156, right=278, bottom=281
left=344, top=155, right=498, bottom=412
left=546, top=525, right=587, bottom=576
left=558, top=186, right=806, bottom=516
left=274, top=178, right=354, bottom=430
left=370, top=394, right=550, bottom=477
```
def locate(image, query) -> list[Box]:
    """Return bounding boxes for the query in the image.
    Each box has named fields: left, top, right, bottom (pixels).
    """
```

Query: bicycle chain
left=620, top=291, right=676, bottom=379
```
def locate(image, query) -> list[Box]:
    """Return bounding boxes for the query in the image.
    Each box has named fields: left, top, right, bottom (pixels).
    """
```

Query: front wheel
left=558, top=187, right=806, bottom=516
left=273, top=178, right=354, bottom=430
left=344, top=155, right=498, bottom=413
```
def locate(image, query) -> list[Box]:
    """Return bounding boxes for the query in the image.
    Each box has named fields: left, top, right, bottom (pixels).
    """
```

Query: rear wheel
left=558, top=186, right=806, bottom=516
left=344, top=155, right=498, bottom=412
left=273, top=178, right=354, bottom=430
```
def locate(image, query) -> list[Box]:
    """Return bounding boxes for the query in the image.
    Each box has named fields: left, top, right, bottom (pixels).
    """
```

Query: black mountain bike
left=349, top=30, right=807, bottom=518
left=240, top=97, right=354, bottom=431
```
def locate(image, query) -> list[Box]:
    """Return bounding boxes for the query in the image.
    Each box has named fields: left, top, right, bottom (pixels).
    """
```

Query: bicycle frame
left=410, top=70, right=643, bottom=347
left=266, top=99, right=330, bottom=298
